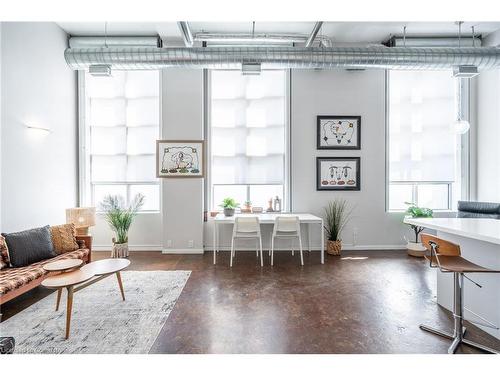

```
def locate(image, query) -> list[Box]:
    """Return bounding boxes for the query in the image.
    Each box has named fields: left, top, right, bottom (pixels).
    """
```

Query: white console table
left=404, top=217, right=500, bottom=339
left=213, top=213, right=324, bottom=265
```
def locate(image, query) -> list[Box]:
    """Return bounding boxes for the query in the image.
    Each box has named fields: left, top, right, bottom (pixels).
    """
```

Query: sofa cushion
left=0, top=248, right=89, bottom=296
left=0, top=236, right=10, bottom=270
left=1, top=226, right=56, bottom=268
left=457, top=200, right=500, bottom=219
left=50, top=224, right=79, bottom=254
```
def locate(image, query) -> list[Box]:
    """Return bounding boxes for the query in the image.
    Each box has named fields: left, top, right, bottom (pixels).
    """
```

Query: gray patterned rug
left=0, top=270, right=190, bottom=354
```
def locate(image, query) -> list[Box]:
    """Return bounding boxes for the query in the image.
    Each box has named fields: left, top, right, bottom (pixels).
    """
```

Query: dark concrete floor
left=2, top=250, right=499, bottom=354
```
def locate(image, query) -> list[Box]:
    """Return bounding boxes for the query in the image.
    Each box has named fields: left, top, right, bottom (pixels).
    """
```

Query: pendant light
left=452, top=77, right=470, bottom=134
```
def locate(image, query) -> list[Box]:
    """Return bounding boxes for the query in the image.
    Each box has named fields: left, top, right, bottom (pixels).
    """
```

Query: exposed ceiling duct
left=64, top=46, right=500, bottom=71
left=69, top=36, right=161, bottom=48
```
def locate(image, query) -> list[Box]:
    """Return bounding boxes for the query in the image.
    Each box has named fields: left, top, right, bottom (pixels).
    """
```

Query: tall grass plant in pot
left=324, top=199, right=353, bottom=255
left=100, top=194, right=145, bottom=258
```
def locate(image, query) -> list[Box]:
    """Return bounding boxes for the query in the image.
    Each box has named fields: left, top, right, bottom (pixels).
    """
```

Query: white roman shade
left=210, top=70, right=286, bottom=185
left=389, top=70, right=457, bottom=182
left=85, top=70, right=160, bottom=211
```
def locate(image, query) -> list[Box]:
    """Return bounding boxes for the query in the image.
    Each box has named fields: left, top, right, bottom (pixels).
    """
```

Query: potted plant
left=404, top=202, right=433, bottom=257
left=324, top=198, right=353, bottom=256
left=100, top=194, right=145, bottom=258
left=220, top=197, right=239, bottom=217
left=242, top=200, right=252, bottom=213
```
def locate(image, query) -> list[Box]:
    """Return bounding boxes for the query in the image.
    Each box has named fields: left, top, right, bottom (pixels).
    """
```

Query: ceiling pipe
left=65, top=46, right=500, bottom=71
left=178, top=21, right=194, bottom=47
left=194, top=32, right=332, bottom=47
left=305, top=22, right=324, bottom=47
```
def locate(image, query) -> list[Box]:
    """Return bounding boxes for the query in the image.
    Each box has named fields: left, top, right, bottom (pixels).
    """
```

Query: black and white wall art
left=316, top=157, right=361, bottom=191
left=157, top=140, right=205, bottom=178
left=317, top=115, right=361, bottom=149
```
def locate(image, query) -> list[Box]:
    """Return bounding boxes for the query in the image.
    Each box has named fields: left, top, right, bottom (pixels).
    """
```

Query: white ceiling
left=57, top=21, right=500, bottom=44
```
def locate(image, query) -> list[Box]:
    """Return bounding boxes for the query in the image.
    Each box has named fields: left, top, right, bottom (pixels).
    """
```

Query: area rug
left=0, top=270, right=190, bottom=354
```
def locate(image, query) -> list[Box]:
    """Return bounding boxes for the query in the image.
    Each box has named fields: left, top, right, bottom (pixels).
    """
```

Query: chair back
left=420, top=233, right=461, bottom=257
left=234, top=216, right=260, bottom=234
left=274, top=216, right=300, bottom=233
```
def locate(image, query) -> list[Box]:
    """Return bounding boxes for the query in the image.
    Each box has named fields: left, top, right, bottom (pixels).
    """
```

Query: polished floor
left=2, top=250, right=499, bottom=354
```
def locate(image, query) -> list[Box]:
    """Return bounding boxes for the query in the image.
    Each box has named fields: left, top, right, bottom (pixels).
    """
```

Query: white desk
left=404, top=217, right=500, bottom=339
left=213, top=213, right=324, bottom=265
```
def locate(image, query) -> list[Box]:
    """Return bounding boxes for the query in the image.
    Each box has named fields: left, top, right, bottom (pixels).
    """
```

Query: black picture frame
left=316, top=157, right=361, bottom=191
left=316, top=115, right=361, bottom=150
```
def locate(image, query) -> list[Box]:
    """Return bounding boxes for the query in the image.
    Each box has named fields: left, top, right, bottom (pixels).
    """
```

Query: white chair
left=231, top=216, right=263, bottom=267
left=271, top=216, right=303, bottom=266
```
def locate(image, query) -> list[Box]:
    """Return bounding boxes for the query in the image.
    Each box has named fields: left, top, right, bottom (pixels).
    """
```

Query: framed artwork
left=156, top=140, right=205, bottom=178
left=317, top=115, right=361, bottom=150
left=316, top=157, right=360, bottom=191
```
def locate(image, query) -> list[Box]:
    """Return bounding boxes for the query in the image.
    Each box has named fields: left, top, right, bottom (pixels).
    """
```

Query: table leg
left=116, top=271, right=125, bottom=301
left=308, top=223, right=312, bottom=252
left=65, top=286, right=74, bottom=339
left=213, top=221, right=217, bottom=265
left=320, top=220, right=325, bottom=264
left=55, top=288, right=62, bottom=311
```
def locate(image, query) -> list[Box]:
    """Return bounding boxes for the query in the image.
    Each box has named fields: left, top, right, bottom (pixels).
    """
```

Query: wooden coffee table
left=42, top=258, right=131, bottom=339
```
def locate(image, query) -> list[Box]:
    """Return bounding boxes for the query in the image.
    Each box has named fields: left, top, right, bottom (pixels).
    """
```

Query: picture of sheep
left=157, top=140, right=205, bottom=178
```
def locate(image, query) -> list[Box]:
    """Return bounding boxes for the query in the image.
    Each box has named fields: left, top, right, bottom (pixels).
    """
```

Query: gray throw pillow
left=1, top=225, right=56, bottom=267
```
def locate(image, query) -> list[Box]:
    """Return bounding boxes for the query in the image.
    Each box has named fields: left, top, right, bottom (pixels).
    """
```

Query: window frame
left=385, top=70, right=471, bottom=212
left=206, top=69, right=291, bottom=212
left=77, top=70, right=162, bottom=213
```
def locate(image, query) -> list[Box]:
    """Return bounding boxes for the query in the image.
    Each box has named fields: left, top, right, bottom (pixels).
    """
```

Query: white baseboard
left=341, top=244, right=406, bottom=251
left=92, top=244, right=405, bottom=253
left=92, top=245, right=163, bottom=252
left=203, top=244, right=406, bottom=251
left=162, top=248, right=204, bottom=254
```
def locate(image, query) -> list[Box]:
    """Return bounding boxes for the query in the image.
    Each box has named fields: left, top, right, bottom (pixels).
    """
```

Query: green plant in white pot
left=324, top=198, right=353, bottom=256
left=404, top=202, right=433, bottom=257
left=100, top=194, right=145, bottom=258
left=220, top=197, right=239, bottom=217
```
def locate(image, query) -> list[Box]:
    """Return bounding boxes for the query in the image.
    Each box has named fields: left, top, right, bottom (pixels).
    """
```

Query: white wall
left=0, top=23, right=3, bottom=231
left=0, top=22, right=78, bottom=232
left=161, top=69, right=204, bottom=253
left=291, top=69, right=407, bottom=248
left=477, top=30, right=500, bottom=202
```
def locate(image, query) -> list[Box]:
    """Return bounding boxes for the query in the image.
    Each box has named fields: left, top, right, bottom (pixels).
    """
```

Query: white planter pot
left=111, top=242, right=129, bottom=258
left=406, top=241, right=426, bottom=257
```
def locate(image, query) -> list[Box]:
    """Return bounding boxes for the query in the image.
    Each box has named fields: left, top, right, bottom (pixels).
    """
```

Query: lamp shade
left=66, top=207, right=96, bottom=231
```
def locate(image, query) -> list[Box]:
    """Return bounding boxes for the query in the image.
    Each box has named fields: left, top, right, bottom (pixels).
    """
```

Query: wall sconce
left=26, top=124, right=51, bottom=134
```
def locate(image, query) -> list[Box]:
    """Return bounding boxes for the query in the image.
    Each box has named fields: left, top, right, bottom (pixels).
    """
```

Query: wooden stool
left=420, top=234, right=500, bottom=354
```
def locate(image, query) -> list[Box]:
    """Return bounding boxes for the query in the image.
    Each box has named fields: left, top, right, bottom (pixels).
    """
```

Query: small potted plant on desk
left=220, top=197, right=239, bottom=217
left=324, top=198, right=353, bottom=256
left=100, top=193, right=145, bottom=258
left=241, top=200, right=252, bottom=213
left=404, top=202, right=433, bottom=257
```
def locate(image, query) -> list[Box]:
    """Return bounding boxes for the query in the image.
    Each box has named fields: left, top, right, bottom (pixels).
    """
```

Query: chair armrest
left=76, top=235, right=92, bottom=262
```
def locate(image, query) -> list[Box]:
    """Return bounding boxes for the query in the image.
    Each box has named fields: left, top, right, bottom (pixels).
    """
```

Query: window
left=209, top=70, right=287, bottom=210
left=82, top=70, right=160, bottom=211
left=387, top=70, right=465, bottom=211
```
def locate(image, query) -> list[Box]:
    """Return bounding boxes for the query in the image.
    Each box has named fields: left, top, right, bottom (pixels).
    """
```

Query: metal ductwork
left=64, top=46, right=500, bottom=71
left=69, top=36, right=161, bottom=48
